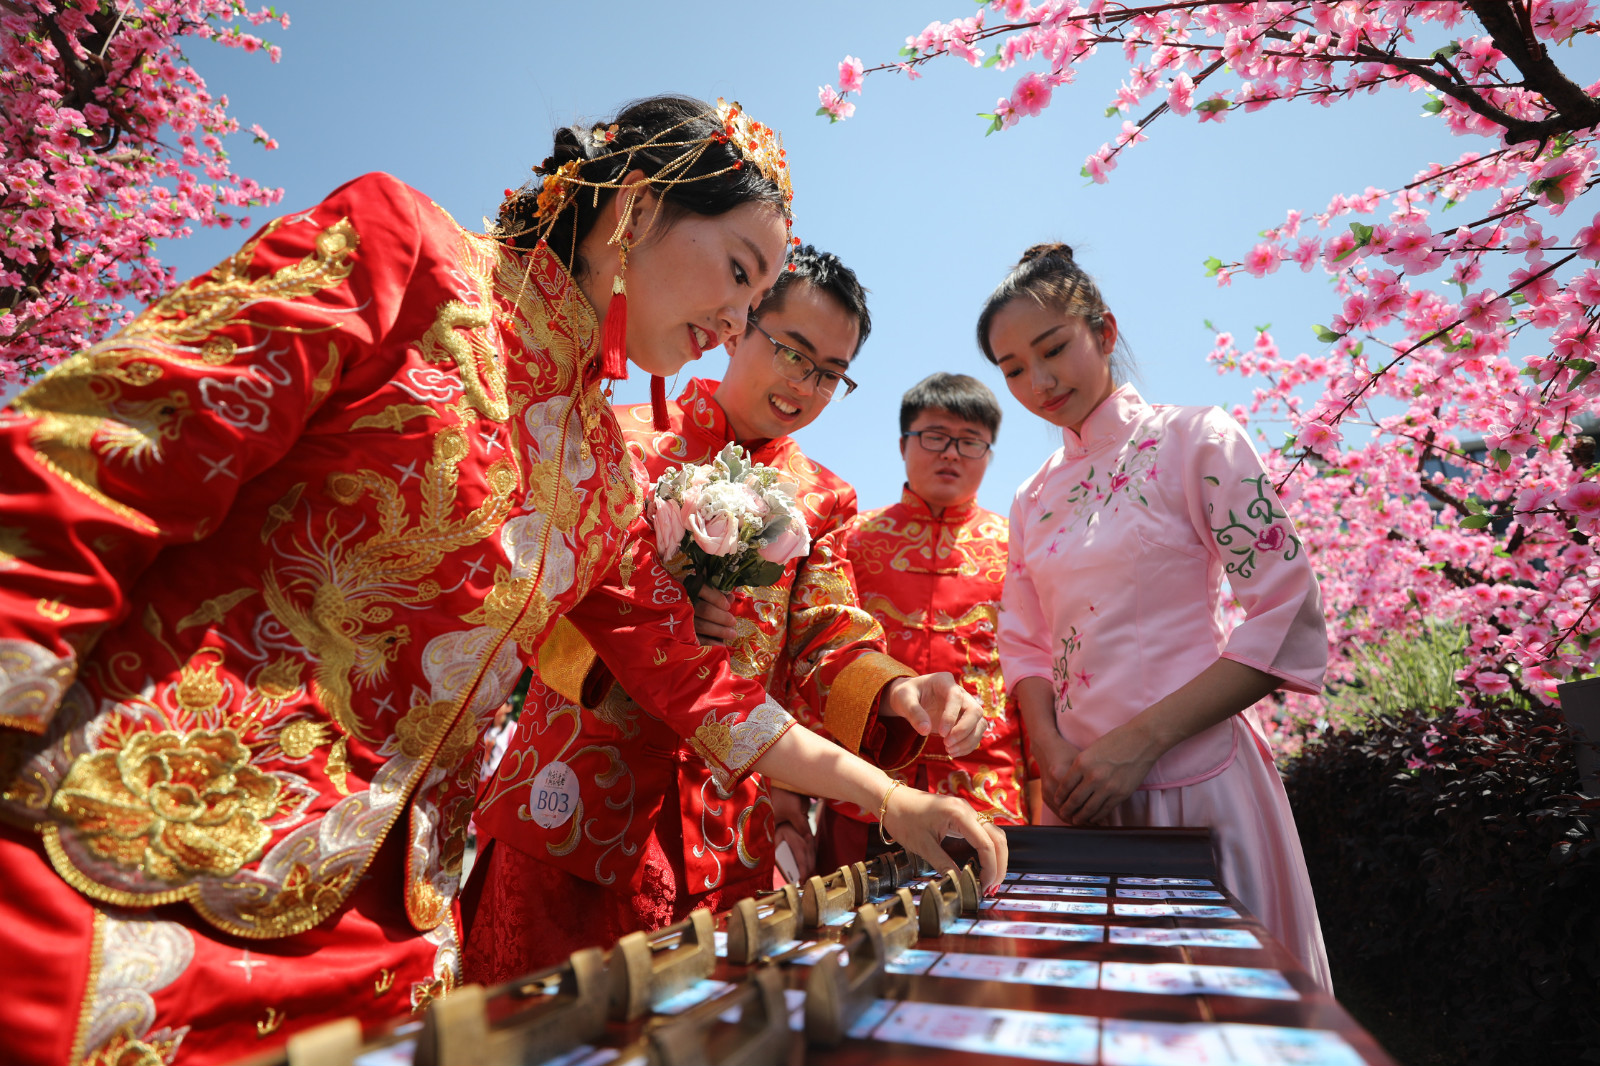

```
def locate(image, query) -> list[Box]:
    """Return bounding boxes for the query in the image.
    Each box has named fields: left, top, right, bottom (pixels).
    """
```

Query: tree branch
left=1468, top=0, right=1600, bottom=129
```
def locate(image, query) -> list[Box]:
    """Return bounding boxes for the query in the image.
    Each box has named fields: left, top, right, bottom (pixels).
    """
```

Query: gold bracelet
left=877, top=780, right=903, bottom=845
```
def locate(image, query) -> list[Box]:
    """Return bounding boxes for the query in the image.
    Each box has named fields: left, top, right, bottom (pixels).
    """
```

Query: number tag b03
left=527, top=760, right=579, bottom=829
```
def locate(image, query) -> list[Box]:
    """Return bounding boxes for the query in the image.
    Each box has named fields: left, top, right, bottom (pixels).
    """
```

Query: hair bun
left=1018, top=242, right=1074, bottom=266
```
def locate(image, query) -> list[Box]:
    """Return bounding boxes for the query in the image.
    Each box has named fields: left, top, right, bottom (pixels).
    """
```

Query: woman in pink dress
left=984, top=243, right=1332, bottom=989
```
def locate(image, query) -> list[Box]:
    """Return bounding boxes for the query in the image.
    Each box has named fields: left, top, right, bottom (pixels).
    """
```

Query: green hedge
left=1285, top=701, right=1600, bottom=1065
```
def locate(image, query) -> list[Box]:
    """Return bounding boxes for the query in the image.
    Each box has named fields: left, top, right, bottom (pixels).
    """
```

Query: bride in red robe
left=0, top=95, right=1005, bottom=1066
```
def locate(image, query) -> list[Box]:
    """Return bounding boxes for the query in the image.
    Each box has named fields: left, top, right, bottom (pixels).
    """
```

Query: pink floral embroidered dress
left=998, top=384, right=1332, bottom=989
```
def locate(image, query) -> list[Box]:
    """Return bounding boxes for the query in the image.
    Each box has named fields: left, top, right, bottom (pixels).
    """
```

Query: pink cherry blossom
left=838, top=56, right=865, bottom=94
left=1244, top=243, right=1283, bottom=277
left=1573, top=213, right=1600, bottom=259
left=1561, top=482, right=1600, bottom=519
left=830, top=4, right=1600, bottom=737
left=1010, top=72, right=1053, bottom=117
left=817, top=85, right=856, bottom=121
left=3, top=1, right=287, bottom=381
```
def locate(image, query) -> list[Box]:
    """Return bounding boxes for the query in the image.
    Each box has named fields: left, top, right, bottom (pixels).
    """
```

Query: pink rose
left=686, top=510, right=740, bottom=556
left=758, top=520, right=811, bottom=564
left=1254, top=524, right=1287, bottom=552
left=651, top=495, right=686, bottom=558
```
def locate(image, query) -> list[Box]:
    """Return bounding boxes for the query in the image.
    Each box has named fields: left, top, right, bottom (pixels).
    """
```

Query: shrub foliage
left=1286, top=700, right=1600, bottom=1065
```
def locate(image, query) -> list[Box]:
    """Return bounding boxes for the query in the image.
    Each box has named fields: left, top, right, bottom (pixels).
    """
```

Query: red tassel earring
left=651, top=374, right=669, bottom=430
left=600, top=229, right=630, bottom=380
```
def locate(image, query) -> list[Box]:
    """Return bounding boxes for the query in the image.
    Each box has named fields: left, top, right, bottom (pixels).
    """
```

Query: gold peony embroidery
left=174, top=655, right=225, bottom=717
left=276, top=719, right=332, bottom=759
left=407, top=877, right=448, bottom=930
left=395, top=700, right=477, bottom=771
left=690, top=698, right=795, bottom=792
left=524, top=457, right=580, bottom=531
left=253, top=656, right=305, bottom=704
left=467, top=577, right=554, bottom=653
left=51, top=729, right=284, bottom=882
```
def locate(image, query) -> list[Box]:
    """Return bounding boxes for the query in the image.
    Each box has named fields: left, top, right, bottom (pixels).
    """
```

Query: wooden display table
left=239, top=826, right=1397, bottom=1066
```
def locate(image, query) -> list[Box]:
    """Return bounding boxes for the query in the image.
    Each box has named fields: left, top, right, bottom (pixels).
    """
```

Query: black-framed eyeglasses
left=750, top=322, right=858, bottom=401
left=903, top=430, right=993, bottom=459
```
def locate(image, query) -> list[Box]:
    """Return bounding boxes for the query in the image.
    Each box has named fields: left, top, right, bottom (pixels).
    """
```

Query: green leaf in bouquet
left=736, top=558, right=787, bottom=590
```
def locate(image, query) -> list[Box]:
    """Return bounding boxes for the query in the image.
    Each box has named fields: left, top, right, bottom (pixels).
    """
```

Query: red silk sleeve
left=0, top=173, right=421, bottom=734
left=563, top=541, right=795, bottom=791
left=786, top=526, right=924, bottom=770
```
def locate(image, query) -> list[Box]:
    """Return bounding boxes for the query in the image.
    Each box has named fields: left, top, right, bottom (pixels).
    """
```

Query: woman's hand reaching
left=881, top=786, right=1009, bottom=893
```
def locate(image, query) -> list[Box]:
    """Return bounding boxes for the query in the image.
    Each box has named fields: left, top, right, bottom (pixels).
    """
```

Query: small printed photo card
left=884, top=948, right=942, bottom=975
left=1102, top=1020, right=1363, bottom=1066
left=1004, top=884, right=1108, bottom=898
left=1107, top=926, right=1263, bottom=949
left=1101, top=1019, right=1233, bottom=1066
left=1113, top=903, right=1241, bottom=919
left=964, top=920, right=1105, bottom=942
left=1116, top=888, right=1227, bottom=901
left=783, top=941, right=830, bottom=966
left=652, top=978, right=733, bottom=1015
left=981, top=898, right=1108, bottom=916
left=1021, top=873, right=1112, bottom=884
left=1117, top=877, right=1215, bottom=886
left=539, top=1046, right=628, bottom=1066
left=930, top=953, right=1100, bottom=989
left=718, top=987, right=806, bottom=1032
left=1100, top=962, right=1299, bottom=1001
left=851, top=1000, right=1099, bottom=1063
left=1215, top=1023, right=1367, bottom=1065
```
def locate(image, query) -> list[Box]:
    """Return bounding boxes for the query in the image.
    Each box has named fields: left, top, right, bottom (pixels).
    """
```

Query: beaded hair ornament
left=496, top=99, right=794, bottom=427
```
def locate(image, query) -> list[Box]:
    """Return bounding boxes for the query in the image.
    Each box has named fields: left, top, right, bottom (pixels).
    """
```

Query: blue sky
left=139, top=0, right=1472, bottom=515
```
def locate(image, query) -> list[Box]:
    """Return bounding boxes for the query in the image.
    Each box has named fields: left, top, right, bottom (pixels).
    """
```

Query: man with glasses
left=507, top=248, right=986, bottom=932
left=815, top=373, right=1035, bottom=871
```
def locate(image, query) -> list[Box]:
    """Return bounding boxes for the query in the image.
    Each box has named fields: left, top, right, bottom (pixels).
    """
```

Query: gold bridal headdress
left=500, top=98, right=793, bottom=245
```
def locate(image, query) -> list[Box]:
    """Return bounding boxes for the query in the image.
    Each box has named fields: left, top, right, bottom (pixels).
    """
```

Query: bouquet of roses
left=649, top=443, right=812, bottom=600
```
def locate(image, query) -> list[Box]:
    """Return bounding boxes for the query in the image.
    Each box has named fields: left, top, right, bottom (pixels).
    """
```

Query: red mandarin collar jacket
left=476, top=378, right=920, bottom=893
left=833, top=487, right=1028, bottom=822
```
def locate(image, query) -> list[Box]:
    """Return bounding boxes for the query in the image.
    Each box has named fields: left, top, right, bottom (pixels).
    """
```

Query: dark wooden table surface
left=246, top=826, right=1400, bottom=1066
left=660, top=826, right=1399, bottom=1066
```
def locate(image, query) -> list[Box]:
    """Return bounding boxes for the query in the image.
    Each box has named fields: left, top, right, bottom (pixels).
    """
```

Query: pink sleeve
left=1181, top=409, right=1328, bottom=695
left=997, top=479, right=1056, bottom=691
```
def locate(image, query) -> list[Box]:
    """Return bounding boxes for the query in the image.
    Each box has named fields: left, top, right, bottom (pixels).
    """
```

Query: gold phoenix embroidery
left=263, top=427, right=516, bottom=741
